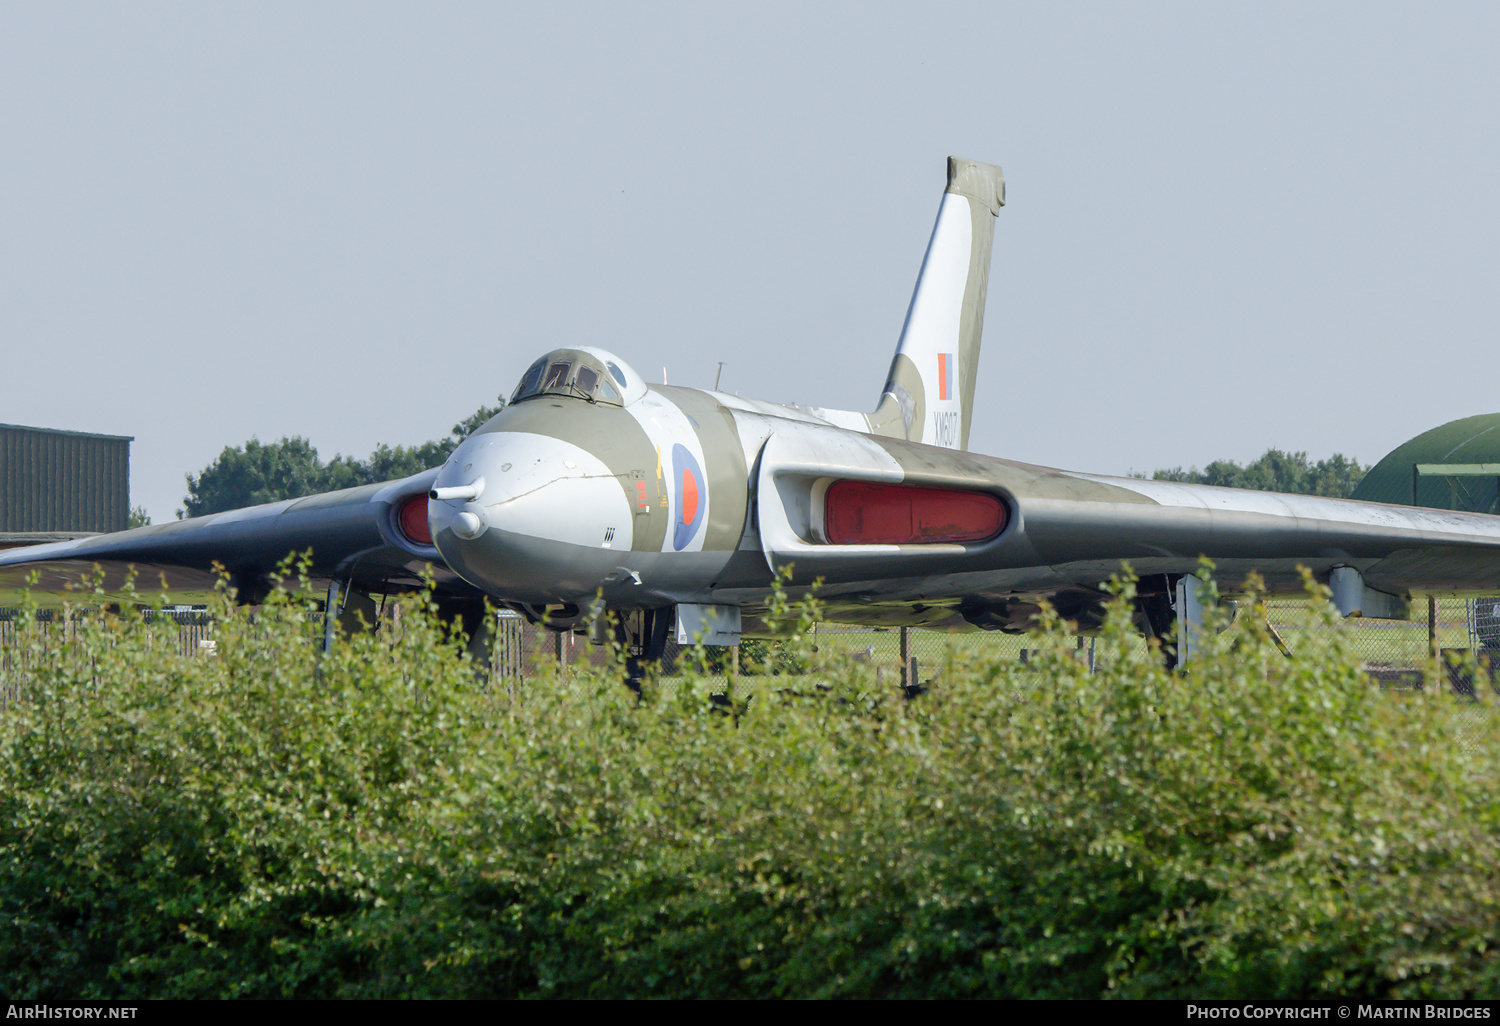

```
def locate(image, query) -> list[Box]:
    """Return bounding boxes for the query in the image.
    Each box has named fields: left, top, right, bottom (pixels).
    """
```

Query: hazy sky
left=5, top=2, right=1499, bottom=522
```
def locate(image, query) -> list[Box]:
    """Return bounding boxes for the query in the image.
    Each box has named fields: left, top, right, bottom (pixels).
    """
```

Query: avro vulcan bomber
left=7, top=157, right=1500, bottom=672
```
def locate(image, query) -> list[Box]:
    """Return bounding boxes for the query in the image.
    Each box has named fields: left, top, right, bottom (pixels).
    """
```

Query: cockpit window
left=509, top=350, right=625, bottom=407
left=511, top=359, right=547, bottom=403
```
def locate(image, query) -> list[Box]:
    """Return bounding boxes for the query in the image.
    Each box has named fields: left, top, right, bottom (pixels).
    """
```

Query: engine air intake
left=397, top=494, right=433, bottom=546
left=823, top=480, right=1006, bottom=545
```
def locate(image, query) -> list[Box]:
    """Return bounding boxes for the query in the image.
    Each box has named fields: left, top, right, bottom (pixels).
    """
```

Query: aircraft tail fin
left=877, top=157, right=1003, bottom=449
left=810, top=158, right=1004, bottom=450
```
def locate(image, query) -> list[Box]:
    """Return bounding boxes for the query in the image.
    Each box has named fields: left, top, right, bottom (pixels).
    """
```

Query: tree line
left=178, top=400, right=503, bottom=519
left=1141, top=448, right=1368, bottom=498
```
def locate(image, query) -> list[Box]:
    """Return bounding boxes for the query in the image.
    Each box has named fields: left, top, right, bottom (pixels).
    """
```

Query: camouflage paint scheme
left=8, top=157, right=1500, bottom=643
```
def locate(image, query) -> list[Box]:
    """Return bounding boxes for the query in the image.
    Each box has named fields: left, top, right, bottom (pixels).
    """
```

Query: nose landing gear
left=612, top=607, right=672, bottom=694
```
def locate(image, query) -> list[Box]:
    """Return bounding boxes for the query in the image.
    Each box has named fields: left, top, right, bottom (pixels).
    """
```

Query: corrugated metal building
left=0, top=423, right=133, bottom=541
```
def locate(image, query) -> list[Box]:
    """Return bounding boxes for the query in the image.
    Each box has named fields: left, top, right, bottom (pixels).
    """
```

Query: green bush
left=0, top=574, right=1496, bottom=997
left=731, top=638, right=809, bottom=676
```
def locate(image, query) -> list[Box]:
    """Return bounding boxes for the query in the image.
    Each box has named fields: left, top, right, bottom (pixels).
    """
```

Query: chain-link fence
left=2, top=598, right=1493, bottom=696
left=483, top=600, right=1500, bottom=694
left=0, top=607, right=218, bottom=708
left=651, top=597, right=1489, bottom=694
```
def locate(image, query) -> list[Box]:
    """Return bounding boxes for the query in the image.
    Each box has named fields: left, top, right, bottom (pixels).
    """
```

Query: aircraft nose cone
left=427, top=431, right=634, bottom=603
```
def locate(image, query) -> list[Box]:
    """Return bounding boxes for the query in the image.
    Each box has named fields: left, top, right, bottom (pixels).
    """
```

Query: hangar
left=0, top=423, right=132, bottom=550
left=1349, top=413, right=1500, bottom=653
left=1351, top=412, right=1500, bottom=513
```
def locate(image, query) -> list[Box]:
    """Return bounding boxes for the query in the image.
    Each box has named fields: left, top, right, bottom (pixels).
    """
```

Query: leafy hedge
left=0, top=577, right=1497, bottom=998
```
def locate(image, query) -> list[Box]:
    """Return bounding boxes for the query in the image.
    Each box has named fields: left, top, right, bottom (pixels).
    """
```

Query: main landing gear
left=1132, top=574, right=1230, bottom=670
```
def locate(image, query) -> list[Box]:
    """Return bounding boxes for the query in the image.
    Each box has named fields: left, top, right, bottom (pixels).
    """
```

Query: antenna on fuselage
left=662, top=367, right=668, bottom=385
left=714, top=362, right=725, bottom=390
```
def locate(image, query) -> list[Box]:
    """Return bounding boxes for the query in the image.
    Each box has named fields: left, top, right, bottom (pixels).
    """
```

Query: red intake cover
left=824, top=480, right=1005, bottom=545
left=397, top=494, right=433, bottom=546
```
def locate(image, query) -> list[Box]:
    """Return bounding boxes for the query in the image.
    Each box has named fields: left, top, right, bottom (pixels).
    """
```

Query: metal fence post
left=900, top=626, right=909, bottom=689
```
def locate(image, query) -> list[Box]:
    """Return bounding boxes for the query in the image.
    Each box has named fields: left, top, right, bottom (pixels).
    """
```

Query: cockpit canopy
left=510, top=347, right=647, bottom=408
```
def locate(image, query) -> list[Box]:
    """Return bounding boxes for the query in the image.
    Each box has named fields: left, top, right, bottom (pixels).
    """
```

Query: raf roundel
left=671, top=443, right=706, bottom=551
